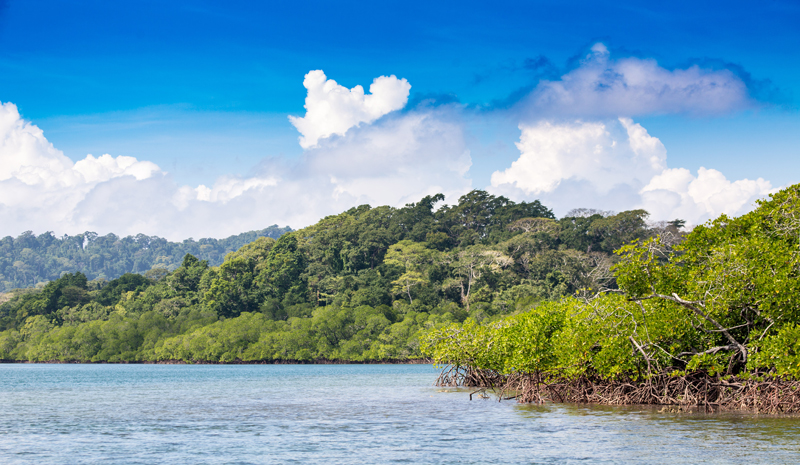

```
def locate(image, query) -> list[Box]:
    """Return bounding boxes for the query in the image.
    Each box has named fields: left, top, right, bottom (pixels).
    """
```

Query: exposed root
left=436, top=366, right=800, bottom=414
left=434, top=364, right=505, bottom=389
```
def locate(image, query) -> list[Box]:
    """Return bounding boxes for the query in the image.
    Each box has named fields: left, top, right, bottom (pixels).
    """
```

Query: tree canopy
left=0, top=189, right=687, bottom=363
left=423, top=184, right=800, bottom=392
left=0, top=225, right=292, bottom=292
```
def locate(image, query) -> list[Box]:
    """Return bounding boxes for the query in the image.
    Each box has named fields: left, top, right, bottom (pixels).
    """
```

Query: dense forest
left=0, top=189, right=673, bottom=363
left=0, top=225, right=291, bottom=292
left=423, top=184, right=800, bottom=412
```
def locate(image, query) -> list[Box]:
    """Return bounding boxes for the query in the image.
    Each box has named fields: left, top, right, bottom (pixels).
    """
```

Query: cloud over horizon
left=0, top=102, right=164, bottom=235
left=519, top=43, right=753, bottom=119
left=487, top=45, right=774, bottom=225
left=490, top=118, right=773, bottom=225
left=0, top=72, right=471, bottom=240
left=491, top=117, right=667, bottom=195
left=0, top=50, right=780, bottom=240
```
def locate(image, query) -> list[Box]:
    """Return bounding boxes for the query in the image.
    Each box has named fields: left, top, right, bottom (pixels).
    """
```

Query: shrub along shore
left=422, top=185, right=800, bottom=413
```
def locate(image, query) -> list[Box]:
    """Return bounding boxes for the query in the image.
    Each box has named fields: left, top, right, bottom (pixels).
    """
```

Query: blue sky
left=0, top=0, right=798, bottom=239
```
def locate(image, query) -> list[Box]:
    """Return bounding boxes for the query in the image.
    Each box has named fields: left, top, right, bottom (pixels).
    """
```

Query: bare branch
left=677, top=345, right=737, bottom=358
left=629, top=336, right=653, bottom=373
left=653, top=293, right=748, bottom=362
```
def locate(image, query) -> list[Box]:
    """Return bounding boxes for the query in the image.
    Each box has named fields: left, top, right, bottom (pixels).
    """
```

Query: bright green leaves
left=423, top=292, right=697, bottom=381
left=385, top=240, right=433, bottom=304
left=425, top=183, right=800, bottom=381
left=256, top=233, right=308, bottom=304
left=202, top=233, right=309, bottom=318
left=384, top=240, right=432, bottom=270
left=390, top=272, right=428, bottom=304
left=749, top=324, right=800, bottom=378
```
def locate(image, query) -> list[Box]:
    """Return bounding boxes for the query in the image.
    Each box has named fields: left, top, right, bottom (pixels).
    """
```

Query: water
left=1, top=364, right=798, bottom=464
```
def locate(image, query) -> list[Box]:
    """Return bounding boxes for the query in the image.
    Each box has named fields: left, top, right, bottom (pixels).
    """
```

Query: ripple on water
left=1, top=364, right=798, bottom=464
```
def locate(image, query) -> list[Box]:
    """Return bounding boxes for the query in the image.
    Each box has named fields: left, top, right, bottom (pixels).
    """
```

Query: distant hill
left=0, top=226, right=292, bottom=291
left=0, top=189, right=665, bottom=363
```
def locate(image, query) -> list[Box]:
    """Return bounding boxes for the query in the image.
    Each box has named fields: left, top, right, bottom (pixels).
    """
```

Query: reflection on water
left=1, top=364, right=798, bottom=464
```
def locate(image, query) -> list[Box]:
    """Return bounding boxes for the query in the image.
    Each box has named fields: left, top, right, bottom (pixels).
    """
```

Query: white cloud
left=70, top=107, right=472, bottom=239
left=491, top=118, right=665, bottom=195
left=288, top=70, right=411, bottom=149
left=0, top=102, right=165, bottom=234
left=73, top=154, right=159, bottom=183
left=640, top=167, right=773, bottom=223
left=0, top=70, right=471, bottom=240
left=0, top=102, right=78, bottom=187
left=145, top=103, right=471, bottom=238
left=301, top=110, right=472, bottom=206
left=522, top=43, right=751, bottom=118
left=489, top=46, right=772, bottom=225
left=0, top=57, right=773, bottom=241
left=491, top=118, right=772, bottom=225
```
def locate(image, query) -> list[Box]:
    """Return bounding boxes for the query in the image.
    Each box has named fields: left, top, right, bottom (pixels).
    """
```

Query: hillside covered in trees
left=0, top=225, right=291, bottom=292
left=0, top=189, right=676, bottom=363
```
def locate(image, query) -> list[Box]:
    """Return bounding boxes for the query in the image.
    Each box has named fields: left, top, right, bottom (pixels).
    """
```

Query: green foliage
left=96, top=273, right=151, bottom=306
left=751, top=325, right=800, bottom=378
left=203, top=256, right=261, bottom=318
left=0, top=189, right=670, bottom=363
left=423, top=184, right=800, bottom=382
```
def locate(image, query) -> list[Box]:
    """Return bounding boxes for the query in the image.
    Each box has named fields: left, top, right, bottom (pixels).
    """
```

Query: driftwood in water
left=436, top=365, right=800, bottom=414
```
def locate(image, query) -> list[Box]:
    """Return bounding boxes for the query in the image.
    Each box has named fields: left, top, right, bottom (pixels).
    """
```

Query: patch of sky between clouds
left=636, top=111, right=800, bottom=189
left=459, top=110, right=523, bottom=190
left=36, top=107, right=303, bottom=187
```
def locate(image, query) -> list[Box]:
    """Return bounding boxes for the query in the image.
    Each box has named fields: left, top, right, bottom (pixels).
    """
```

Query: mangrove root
left=435, top=366, right=800, bottom=414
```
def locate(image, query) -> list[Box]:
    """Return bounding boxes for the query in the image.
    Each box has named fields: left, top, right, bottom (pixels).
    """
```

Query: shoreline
left=437, top=366, right=800, bottom=414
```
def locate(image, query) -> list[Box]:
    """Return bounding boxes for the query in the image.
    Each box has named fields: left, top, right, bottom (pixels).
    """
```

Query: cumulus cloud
left=301, top=109, right=471, bottom=206
left=487, top=44, right=773, bottom=225
left=74, top=154, right=159, bottom=183
left=640, top=167, right=773, bottom=223
left=70, top=108, right=471, bottom=239
left=0, top=102, right=164, bottom=234
left=491, top=118, right=665, bottom=195
left=0, top=56, right=774, bottom=240
left=520, top=43, right=751, bottom=118
left=491, top=117, right=772, bottom=225
left=288, top=70, right=411, bottom=149
left=0, top=70, right=471, bottom=240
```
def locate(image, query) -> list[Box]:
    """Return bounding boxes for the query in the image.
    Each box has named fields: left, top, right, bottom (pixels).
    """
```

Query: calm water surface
left=1, top=364, right=798, bottom=464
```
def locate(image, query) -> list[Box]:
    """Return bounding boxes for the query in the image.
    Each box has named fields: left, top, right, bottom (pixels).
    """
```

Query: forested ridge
left=423, top=184, right=800, bottom=412
left=0, top=189, right=670, bottom=363
left=0, top=225, right=291, bottom=292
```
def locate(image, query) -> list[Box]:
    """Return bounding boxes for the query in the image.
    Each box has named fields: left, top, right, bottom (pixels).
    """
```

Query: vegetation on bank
left=0, top=189, right=666, bottom=363
left=422, top=184, right=800, bottom=412
left=0, top=225, right=292, bottom=292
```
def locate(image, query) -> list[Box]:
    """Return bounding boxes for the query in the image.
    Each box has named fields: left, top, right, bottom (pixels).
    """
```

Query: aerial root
left=435, top=366, right=800, bottom=413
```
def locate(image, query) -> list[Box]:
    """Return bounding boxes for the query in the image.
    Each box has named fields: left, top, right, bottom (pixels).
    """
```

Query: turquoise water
left=1, top=364, right=798, bottom=464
